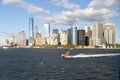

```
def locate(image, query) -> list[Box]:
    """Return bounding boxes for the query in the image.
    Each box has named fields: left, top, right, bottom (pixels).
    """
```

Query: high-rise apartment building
left=92, top=22, right=105, bottom=46
left=84, top=26, right=92, bottom=46
left=50, top=33, right=59, bottom=45
left=29, top=17, right=34, bottom=46
left=103, top=23, right=115, bottom=45
left=60, top=30, right=67, bottom=45
left=51, top=29, right=59, bottom=45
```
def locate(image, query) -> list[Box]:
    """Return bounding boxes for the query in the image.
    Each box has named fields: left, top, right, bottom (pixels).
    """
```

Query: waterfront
left=0, top=48, right=120, bottom=80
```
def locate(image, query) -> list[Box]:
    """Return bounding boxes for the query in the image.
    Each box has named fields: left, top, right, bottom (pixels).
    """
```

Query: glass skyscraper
left=29, top=17, right=34, bottom=46
left=44, top=24, right=50, bottom=44
left=71, top=26, right=77, bottom=45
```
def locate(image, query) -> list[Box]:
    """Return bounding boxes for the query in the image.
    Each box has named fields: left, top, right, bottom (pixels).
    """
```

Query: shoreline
left=1, top=47, right=120, bottom=50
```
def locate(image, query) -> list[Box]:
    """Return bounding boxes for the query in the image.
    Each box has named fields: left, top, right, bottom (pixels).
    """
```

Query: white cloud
left=88, top=0, right=120, bottom=10
left=2, top=0, right=22, bottom=5
left=44, top=0, right=120, bottom=25
left=2, top=0, right=49, bottom=14
left=51, top=0, right=80, bottom=10
left=2, top=0, right=119, bottom=25
left=43, top=11, right=77, bottom=25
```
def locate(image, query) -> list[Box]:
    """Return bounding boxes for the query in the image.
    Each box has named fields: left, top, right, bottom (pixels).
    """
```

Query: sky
left=0, top=0, right=120, bottom=45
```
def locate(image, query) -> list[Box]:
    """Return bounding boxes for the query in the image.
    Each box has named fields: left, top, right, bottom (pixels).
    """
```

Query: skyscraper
left=29, top=17, right=34, bottom=46
left=77, top=29, right=85, bottom=45
left=44, top=24, right=50, bottom=44
left=103, top=23, right=115, bottom=45
left=71, top=26, right=77, bottom=45
left=67, top=28, right=72, bottom=44
left=92, top=22, right=105, bottom=46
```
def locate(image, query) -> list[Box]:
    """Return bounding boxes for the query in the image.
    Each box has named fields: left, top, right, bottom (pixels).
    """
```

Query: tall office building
left=77, top=29, right=85, bottom=45
left=44, top=24, right=50, bottom=44
left=92, top=22, right=105, bottom=46
left=103, top=23, right=115, bottom=45
left=67, top=28, right=72, bottom=44
left=44, top=24, right=50, bottom=37
left=29, top=17, right=34, bottom=46
left=71, top=26, right=77, bottom=45
left=17, top=31, right=26, bottom=47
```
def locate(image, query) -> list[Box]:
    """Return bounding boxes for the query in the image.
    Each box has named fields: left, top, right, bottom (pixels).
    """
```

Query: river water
left=0, top=48, right=120, bottom=80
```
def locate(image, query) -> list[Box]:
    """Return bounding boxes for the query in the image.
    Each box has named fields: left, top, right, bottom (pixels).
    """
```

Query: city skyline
left=0, top=0, right=120, bottom=45
left=2, top=22, right=116, bottom=48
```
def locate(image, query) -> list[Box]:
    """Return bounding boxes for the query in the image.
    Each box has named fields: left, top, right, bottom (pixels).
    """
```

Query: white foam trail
left=71, top=53, right=120, bottom=58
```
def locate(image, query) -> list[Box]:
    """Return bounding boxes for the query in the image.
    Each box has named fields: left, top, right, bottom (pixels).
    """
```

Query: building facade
left=103, top=23, right=115, bottom=45
left=67, top=28, right=72, bottom=44
left=60, top=30, right=67, bottom=45
left=34, top=25, right=39, bottom=39
left=50, top=33, right=59, bottom=45
left=17, top=31, right=26, bottom=47
left=77, top=29, right=85, bottom=45
left=84, top=26, right=92, bottom=46
left=92, top=22, right=105, bottom=46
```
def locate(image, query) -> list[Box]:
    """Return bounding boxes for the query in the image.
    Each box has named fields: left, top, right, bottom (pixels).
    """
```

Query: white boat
left=2, top=46, right=9, bottom=49
left=61, top=50, right=72, bottom=58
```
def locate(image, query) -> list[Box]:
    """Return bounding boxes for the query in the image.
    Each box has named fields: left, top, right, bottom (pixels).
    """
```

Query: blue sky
left=0, top=0, right=120, bottom=44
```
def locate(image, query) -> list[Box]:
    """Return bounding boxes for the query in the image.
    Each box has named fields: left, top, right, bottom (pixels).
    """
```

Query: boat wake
left=70, top=53, right=120, bottom=58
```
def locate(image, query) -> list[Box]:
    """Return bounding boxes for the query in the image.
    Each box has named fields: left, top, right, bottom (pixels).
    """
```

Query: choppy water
left=0, top=48, right=120, bottom=80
